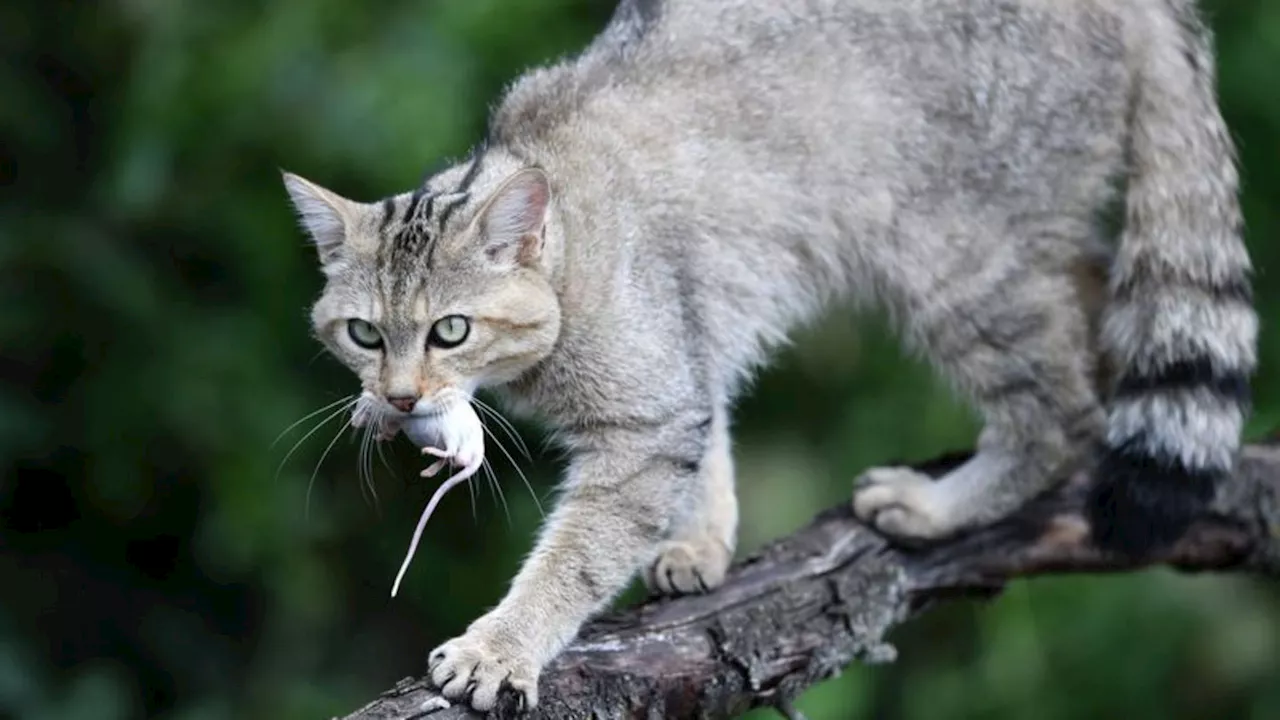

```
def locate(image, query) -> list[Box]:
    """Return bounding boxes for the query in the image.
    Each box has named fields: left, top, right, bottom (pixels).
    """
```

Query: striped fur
left=1087, top=0, right=1256, bottom=558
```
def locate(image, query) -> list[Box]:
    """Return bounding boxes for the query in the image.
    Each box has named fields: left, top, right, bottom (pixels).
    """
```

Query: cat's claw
left=644, top=536, right=731, bottom=596
left=428, top=622, right=539, bottom=712
left=416, top=694, right=452, bottom=714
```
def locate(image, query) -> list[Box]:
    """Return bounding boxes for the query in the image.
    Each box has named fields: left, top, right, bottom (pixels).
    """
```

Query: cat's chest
left=503, top=340, right=628, bottom=426
left=503, top=320, right=695, bottom=429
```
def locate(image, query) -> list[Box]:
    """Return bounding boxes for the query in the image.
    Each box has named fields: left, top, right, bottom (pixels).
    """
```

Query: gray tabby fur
left=281, top=0, right=1256, bottom=710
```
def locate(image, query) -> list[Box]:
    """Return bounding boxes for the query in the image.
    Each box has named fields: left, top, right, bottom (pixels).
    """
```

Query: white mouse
left=391, top=399, right=486, bottom=597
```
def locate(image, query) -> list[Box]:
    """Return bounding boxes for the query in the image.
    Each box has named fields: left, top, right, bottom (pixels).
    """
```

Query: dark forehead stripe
left=434, top=192, right=471, bottom=235
left=416, top=193, right=437, bottom=253
left=378, top=197, right=397, bottom=233
left=403, top=186, right=427, bottom=224
left=377, top=186, right=438, bottom=286
left=376, top=143, right=489, bottom=275
left=422, top=191, right=475, bottom=270
left=455, top=143, right=487, bottom=194
left=374, top=196, right=400, bottom=274
left=391, top=192, right=437, bottom=260
left=423, top=144, right=491, bottom=268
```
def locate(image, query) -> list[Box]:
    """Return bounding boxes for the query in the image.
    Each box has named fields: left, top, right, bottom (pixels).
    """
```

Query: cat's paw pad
left=644, top=536, right=731, bottom=596
left=852, top=466, right=950, bottom=541
left=428, top=630, right=538, bottom=712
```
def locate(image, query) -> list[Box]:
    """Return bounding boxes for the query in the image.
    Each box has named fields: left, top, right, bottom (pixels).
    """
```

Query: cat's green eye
left=428, top=315, right=470, bottom=349
left=347, top=319, right=383, bottom=349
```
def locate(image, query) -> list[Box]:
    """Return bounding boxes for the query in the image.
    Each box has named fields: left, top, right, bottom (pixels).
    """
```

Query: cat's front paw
left=644, top=535, right=731, bottom=596
left=852, top=466, right=951, bottom=542
left=428, top=624, right=539, bottom=712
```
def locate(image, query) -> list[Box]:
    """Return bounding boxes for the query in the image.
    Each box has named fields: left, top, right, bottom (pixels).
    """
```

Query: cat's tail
left=1087, top=0, right=1257, bottom=558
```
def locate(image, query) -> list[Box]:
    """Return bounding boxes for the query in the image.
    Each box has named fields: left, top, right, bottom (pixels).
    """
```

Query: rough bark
left=341, top=437, right=1280, bottom=720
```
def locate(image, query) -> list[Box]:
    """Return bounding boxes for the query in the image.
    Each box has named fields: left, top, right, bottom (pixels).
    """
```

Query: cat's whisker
left=479, top=419, right=545, bottom=520
left=536, top=429, right=567, bottom=461
left=482, top=457, right=511, bottom=527
left=274, top=398, right=359, bottom=482
left=471, top=396, right=532, bottom=461
left=480, top=452, right=499, bottom=509
left=351, top=394, right=384, bottom=493
left=359, top=421, right=381, bottom=512
left=356, top=430, right=373, bottom=508
left=466, top=460, right=478, bottom=524
left=374, top=429, right=397, bottom=477
left=305, top=348, right=329, bottom=367
left=373, top=409, right=396, bottom=471
left=306, top=411, right=355, bottom=522
left=269, top=394, right=356, bottom=450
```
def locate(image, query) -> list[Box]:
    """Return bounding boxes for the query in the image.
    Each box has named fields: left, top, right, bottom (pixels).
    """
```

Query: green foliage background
left=2, top=1, right=1277, bottom=718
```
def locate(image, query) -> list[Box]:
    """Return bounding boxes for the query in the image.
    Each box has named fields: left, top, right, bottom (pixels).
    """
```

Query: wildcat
left=281, top=0, right=1256, bottom=711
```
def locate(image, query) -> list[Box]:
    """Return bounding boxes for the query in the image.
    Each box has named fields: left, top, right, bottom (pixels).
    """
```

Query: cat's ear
left=475, top=168, right=550, bottom=268
left=281, top=171, right=357, bottom=264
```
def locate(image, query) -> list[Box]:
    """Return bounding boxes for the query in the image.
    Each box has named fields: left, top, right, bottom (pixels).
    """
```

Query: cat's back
left=496, top=0, right=1132, bottom=155
left=491, top=0, right=1144, bottom=416
left=605, top=0, right=1128, bottom=73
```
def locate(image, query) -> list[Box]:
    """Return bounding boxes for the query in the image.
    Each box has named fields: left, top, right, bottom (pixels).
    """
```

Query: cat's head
left=281, top=159, right=561, bottom=421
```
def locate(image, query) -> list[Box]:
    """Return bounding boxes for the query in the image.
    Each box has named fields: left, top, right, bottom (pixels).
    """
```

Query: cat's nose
left=386, top=394, right=420, bottom=413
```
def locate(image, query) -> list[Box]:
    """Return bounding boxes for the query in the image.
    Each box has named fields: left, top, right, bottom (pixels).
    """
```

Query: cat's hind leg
left=853, top=262, right=1105, bottom=541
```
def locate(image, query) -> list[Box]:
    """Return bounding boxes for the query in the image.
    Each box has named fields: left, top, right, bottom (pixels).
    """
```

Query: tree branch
left=340, top=437, right=1280, bottom=720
